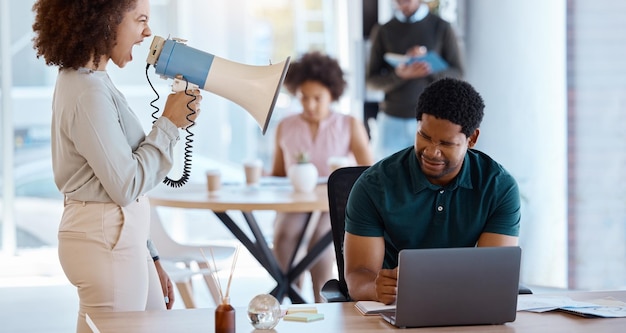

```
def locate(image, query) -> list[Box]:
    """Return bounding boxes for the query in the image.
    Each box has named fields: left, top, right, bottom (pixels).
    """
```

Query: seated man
left=344, top=78, right=520, bottom=305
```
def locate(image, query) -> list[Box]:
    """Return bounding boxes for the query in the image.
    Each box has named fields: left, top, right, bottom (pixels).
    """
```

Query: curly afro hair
left=416, top=78, right=485, bottom=137
left=32, top=0, right=137, bottom=70
left=283, top=51, right=346, bottom=101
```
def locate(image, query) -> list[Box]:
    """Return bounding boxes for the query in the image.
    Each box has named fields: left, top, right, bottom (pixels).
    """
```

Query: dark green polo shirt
left=345, top=147, right=520, bottom=268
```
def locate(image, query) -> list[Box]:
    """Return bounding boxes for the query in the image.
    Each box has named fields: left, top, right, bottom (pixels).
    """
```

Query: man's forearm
left=346, top=269, right=379, bottom=302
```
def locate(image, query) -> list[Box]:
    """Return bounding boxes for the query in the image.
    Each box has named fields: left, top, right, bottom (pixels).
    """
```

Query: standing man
left=367, top=0, right=464, bottom=160
left=344, top=78, right=520, bottom=305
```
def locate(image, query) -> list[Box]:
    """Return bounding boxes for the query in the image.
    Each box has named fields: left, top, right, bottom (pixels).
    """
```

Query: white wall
left=464, top=1, right=568, bottom=287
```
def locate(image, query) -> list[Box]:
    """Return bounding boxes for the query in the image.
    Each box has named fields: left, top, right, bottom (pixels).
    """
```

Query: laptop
left=380, top=246, right=521, bottom=328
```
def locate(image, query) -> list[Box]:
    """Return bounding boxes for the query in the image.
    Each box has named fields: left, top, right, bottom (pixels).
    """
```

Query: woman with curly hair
left=270, top=51, right=373, bottom=302
left=32, top=0, right=201, bottom=331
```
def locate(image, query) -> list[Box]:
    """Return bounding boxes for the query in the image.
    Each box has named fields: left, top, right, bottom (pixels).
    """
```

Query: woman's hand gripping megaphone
left=162, top=84, right=202, bottom=129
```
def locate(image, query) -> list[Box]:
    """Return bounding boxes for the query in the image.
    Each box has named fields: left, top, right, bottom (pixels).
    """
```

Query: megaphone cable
left=146, top=64, right=197, bottom=188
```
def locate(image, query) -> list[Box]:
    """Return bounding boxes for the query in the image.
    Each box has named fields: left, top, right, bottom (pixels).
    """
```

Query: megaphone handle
left=172, top=78, right=200, bottom=92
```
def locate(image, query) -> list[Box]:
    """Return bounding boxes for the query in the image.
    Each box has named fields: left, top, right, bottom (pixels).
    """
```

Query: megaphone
left=145, top=36, right=290, bottom=188
left=146, top=35, right=290, bottom=134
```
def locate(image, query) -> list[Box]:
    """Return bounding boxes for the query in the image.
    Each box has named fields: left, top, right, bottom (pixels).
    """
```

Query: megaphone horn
left=147, top=36, right=290, bottom=134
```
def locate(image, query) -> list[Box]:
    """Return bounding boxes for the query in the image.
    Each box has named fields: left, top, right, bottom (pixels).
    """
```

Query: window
left=1, top=0, right=343, bottom=250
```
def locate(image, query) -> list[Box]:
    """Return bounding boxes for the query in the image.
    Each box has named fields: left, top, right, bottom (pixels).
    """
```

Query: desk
left=87, top=290, right=626, bottom=333
left=148, top=182, right=330, bottom=304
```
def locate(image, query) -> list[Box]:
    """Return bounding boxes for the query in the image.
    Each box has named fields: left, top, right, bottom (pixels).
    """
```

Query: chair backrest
left=149, top=206, right=235, bottom=264
left=327, top=166, right=369, bottom=300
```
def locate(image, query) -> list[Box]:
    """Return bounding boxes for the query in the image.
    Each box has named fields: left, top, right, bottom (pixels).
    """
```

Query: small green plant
left=296, top=152, right=310, bottom=164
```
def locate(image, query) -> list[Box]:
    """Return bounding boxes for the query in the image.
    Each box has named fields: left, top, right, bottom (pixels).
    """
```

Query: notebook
left=383, top=52, right=449, bottom=73
left=380, top=246, right=521, bottom=328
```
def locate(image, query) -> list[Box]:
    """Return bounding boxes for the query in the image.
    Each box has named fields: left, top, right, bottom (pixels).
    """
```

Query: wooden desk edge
left=86, top=292, right=626, bottom=333
left=148, top=196, right=329, bottom=212
left=148, top=184, right=329, bottom=212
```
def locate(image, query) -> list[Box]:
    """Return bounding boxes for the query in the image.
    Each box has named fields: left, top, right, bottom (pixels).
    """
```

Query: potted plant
left=288, top=152, right=318, bottom=193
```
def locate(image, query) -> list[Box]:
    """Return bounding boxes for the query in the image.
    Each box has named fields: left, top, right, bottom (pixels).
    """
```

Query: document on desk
left=354, top=301, right=396, bottom=316
left=517, top=295, right=626, bottom=318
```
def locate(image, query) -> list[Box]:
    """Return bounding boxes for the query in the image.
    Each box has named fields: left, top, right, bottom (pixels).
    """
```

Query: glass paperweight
left=247, top=294, right=282, bottom=329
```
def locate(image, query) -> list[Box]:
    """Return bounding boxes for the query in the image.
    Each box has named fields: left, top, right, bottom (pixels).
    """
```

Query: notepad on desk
left=283, top=312, right=324, bottom=322
left=286, top=306, right=318, bottom=314
left=354, top=301, right=396, bottom=316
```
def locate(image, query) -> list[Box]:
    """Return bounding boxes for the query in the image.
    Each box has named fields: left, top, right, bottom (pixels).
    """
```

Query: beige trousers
left=58, top=196, right=164, bottom=333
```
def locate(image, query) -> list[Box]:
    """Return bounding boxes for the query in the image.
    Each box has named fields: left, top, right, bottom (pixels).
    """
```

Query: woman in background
left=32, top=0, right=201, bottom=331
left=270, top=51, right=373, bottom=302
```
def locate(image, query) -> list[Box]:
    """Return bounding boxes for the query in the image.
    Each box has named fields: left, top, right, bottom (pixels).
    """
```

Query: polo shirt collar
left=409, top=149, right=474, bottom=192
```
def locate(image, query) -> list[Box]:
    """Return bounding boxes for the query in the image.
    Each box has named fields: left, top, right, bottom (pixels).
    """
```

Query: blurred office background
left=1, top=0, right=626, bottom=302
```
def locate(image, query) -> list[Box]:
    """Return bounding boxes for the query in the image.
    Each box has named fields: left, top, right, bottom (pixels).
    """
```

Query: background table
left=87, top=290, right=626, bottom=333
left=148, top=181, right=330, bottom=303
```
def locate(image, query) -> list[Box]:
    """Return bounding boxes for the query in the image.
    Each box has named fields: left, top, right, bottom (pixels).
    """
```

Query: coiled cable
left=145, top=64, right=196, bottom=188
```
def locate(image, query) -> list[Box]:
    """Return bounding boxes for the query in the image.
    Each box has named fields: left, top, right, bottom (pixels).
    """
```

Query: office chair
left=319, top=166, right=532, bottom=303
left=150, top=206, right=237, bottom=306
left=320, top=166, right=369, bottom=302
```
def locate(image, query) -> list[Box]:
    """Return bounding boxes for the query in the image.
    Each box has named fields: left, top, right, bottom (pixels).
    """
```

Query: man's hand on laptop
left=375, top=267, right=398, bottom=305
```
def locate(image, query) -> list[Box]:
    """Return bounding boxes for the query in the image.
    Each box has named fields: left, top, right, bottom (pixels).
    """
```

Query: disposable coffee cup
left=206, top=170, right=222, bottom=193
left=243, top=159, right=263, bottom=186
left=327, top=156, right=350, bottom=173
